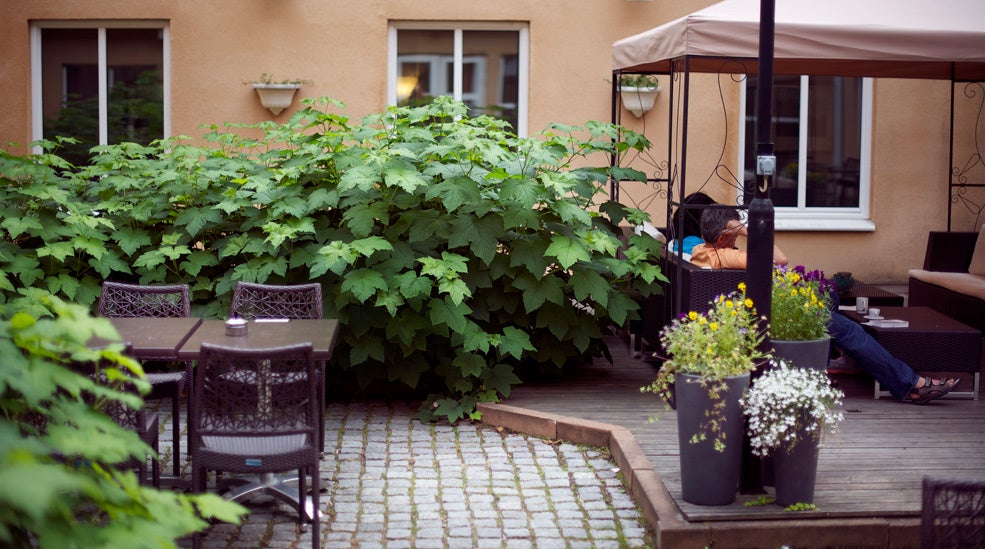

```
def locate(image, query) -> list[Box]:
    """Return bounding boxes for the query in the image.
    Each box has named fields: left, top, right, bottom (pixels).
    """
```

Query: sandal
left=907, top=377, right=959, bottom=405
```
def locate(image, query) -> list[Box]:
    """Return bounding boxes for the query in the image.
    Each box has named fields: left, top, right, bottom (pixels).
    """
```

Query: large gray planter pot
left=675, top=372, right=749, bottom=506
left=771, top=336, right=831, bottom=371
left=772, top=423, right=821, bottom=506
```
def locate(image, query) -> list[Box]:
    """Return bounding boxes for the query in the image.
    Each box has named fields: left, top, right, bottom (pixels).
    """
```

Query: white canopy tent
left=613, top=0, right=985, bottom=80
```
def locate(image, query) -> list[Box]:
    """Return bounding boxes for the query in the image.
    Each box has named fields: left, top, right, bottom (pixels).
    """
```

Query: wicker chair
left=189, top=343, right=320, bottom=549
left=230, top=281, right=326, bottom=452
left=98, top=281, right=191, bottom=477
left=921, top=476, right=985, bottom=548
left=230, top=281, right=323, bottom=321
left=72, top=347, right=161, bottom=488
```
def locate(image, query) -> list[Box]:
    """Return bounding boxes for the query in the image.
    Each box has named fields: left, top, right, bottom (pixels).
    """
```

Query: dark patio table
left=176, top=318, right=339, bottom=360
left=837, top=280, right=905, bottom=307
left=841, top=306, right=980, bottom=400
left=89, top=317, right=203, bottom=360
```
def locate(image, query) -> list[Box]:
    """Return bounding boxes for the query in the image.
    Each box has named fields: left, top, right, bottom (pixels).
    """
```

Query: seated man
left=690, top=206, right=959, bottom=405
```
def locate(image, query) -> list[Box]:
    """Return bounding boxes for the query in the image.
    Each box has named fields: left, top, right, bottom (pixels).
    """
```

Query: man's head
left=700, top=207, right=742, bottom=247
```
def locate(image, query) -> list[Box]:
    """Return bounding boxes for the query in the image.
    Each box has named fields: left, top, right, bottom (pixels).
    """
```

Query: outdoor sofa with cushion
left=908, top=227, right=985, bottom=333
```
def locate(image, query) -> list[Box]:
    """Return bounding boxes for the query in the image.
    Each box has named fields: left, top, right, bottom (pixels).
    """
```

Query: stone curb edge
left=477, top=402, right=919, bottom=548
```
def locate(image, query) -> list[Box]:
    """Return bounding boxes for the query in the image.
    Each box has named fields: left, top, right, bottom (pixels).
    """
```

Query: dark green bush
left=0, top=97, right=664, bottom=421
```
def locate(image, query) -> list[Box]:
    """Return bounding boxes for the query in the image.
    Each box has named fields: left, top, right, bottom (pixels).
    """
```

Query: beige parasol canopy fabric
left=612, top=0, right=985, bottom=80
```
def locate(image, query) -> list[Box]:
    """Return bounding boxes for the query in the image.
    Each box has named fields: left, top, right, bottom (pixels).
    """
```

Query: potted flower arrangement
left=770, top=265, right=833, bottom=370
left=742, top=360, right=845, bottom=506
left=641, top=283, right=766, bottom=505
left=617, top=73, right=661, bottom=118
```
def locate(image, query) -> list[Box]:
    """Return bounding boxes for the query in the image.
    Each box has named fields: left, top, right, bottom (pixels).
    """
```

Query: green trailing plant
left=0, top=294, right=246, bottom=548
left=617, top=73, right=660, bottom=89
left=0, top=96, right=665, bottom=422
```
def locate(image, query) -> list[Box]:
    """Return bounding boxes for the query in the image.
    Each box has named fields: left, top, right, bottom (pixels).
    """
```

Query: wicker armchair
left=98, top=281, right=191, bottom=477
left=230, top=281, right=326, bottom=452
left=230, top=282, right=323, bottom=321
left=921, top=476, right=985, bottom=548
left=189, top=343, right=320, bottom=549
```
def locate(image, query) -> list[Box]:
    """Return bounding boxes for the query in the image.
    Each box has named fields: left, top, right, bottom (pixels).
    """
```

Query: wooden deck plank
left=502, top=335, right=985, bottom=524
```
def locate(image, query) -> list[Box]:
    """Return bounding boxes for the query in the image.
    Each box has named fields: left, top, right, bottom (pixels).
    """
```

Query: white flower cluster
left=741, top=359, right=845, bottom=457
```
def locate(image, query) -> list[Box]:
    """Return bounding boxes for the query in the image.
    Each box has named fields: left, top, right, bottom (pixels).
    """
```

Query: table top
left=90, top=317, right=204, bottom=360
left=841, top=306, right=980, bottom=335
left=176, top=318, right=340, bottom=360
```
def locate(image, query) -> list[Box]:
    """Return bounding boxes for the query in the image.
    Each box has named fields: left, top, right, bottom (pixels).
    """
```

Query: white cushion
left=908, top=269, right=985, bottom=301
left=967, top=224, right=985, bottom=276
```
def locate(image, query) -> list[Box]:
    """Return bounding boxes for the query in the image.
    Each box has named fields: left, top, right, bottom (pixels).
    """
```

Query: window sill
left=774, top=218, right=876, bottom=232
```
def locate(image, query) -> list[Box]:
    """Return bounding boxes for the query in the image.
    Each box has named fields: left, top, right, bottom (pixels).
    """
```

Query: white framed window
left=31, top=21, right=170, bottom=163
left=388, top=22, right=529, bottom=136
left=740, top=75, right=874, bottom=231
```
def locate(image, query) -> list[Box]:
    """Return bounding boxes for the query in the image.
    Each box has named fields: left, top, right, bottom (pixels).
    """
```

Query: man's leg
left=827, top=313, right=920, bottom=400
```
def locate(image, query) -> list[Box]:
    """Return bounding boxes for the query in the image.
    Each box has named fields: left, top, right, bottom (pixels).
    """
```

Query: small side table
left=842, top=306, right=980, bottom=400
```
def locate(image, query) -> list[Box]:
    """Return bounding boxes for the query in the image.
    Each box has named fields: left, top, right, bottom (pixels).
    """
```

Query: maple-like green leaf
left=481, top=363, right=522, bottom=396
left=570, top=268, right=610, bottom=308
left=341, top=268, right=388, bottom=302
left=385, top=165, right=429, bottom=194
left=511, top=272, right=564, bottom=311
left=425, top=175, right=481, bottom=212
left=448, top=215, right=501, bottom=265
left=339, top=164, right=382, bottom=193
left=453, top=350, right=487, bottom=379
left=179, top=250, right=219, bottom=277
left=544, top=235, right=590, bottom=270
left=175, top=207, right=223, bottom=238
left=1, top=216, right=44, bottom=239
left=496, top=326, right=535, bottom=360
left=438, top=278, right=471, bottom=305
left=428, top=296, right=472, bottom=333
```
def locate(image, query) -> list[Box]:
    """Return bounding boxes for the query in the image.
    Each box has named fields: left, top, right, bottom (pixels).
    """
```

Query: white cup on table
left=868, top=307, right=881, bottom=318
left=855, top=297, right=868, bottom=314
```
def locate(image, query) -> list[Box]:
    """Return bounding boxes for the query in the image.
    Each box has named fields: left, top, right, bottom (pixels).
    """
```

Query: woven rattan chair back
left=97, top=281, right=191, bottom=477
left=921, top=476, right=985, bottom=548
left=230, top=282, right=322, bottom=320
left=189, top=342, right=320, bottom=549
left=98, top=281, right=191, bottom=318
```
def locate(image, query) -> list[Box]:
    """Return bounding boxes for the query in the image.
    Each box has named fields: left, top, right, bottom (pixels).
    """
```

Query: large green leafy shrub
left=0, top=295, right=245, bottom=548
left=0, top=97, right=664, bottom=420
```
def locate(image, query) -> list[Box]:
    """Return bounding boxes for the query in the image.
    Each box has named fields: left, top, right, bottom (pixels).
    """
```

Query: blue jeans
left=828, top=312, right=920, bottom=400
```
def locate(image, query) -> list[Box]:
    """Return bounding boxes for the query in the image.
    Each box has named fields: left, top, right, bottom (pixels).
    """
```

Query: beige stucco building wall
left=0, top=0, right=968, bottom=284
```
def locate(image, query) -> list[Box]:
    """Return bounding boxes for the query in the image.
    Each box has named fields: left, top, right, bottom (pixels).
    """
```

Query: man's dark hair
left=699, top=207, right=740, bottom=244
left=671, top=192, right=715, bottom=240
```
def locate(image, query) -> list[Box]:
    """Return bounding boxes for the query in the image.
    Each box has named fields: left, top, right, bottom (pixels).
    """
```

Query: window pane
left=463, top=30, right=518, bottom=130
left=106, top=29, right=163, bottom=147
left=745, top=75, right=862, bottom=209
left=744, top=75, right=801, bottom=207
left=806, top=76, right=862, bottom=208
left=396, top=29, right=453, bottom=105
left=42, top=28, right=99, bottom=165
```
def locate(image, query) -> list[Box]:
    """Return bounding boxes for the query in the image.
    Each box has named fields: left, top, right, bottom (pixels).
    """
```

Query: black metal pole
left=740, top=0, right=776, bottom=495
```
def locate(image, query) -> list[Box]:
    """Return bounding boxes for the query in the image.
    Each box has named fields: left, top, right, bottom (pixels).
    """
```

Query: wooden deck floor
left=501, top=334, right=985, bottom=524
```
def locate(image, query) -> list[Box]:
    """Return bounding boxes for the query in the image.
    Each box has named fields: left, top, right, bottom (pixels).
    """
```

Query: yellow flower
left=738, top=282, right=747, bottom=292
left=709, top=322, right=719, bottom=331
left=699, top=317, right=708, bottom=325
left=744, top=298, right=754, bottom=308
left=725, top=300, right=734, bottom=309
left=688, top=311, right=698, bottom=321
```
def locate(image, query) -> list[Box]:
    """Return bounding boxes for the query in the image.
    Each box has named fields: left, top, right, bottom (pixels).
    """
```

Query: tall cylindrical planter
left=771, top=336, right=831, bottom=371
left=772, top=426, right=821, bottom=506
left=675, top=372, right=749, bottom=506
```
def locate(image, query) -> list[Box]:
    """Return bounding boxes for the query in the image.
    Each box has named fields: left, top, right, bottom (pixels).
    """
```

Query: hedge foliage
left=1, top=97, right=664, bottom=421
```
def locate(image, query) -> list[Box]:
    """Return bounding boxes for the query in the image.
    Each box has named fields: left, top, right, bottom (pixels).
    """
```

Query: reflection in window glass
left=396, top=28, right=519, bottom=131
left=744, top=75, right=863, bottom=209
left=41, top=27, right=163, bottom=165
